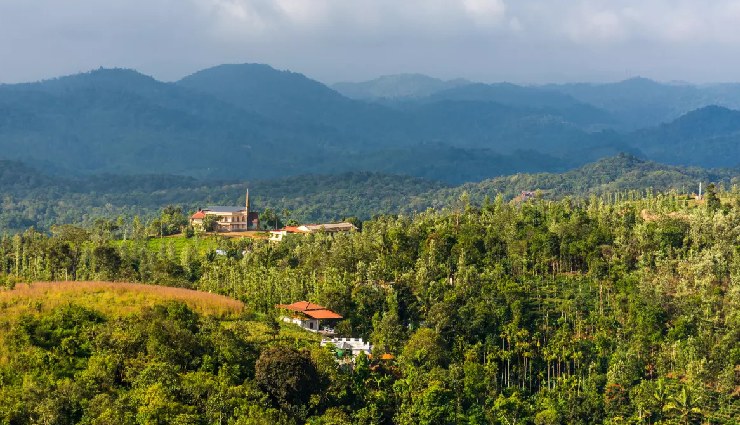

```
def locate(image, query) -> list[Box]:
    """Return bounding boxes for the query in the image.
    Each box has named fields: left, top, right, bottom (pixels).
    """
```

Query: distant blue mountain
left=332, top=73, right=470, bottom=99
left=1, top=65, right=739, bottom=182
left=630, top=106, right=740, bottom=168
left=546, top=77, right=740, bottom=130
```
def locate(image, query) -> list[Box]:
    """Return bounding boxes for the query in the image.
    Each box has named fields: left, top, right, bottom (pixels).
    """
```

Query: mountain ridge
left=2, top=64, right=740, bottom=181
left=332, top=73, right=471, bottom=99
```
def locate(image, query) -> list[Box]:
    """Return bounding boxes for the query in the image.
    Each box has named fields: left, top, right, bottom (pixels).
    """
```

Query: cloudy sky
left=2, top=0, right=740, bottom=84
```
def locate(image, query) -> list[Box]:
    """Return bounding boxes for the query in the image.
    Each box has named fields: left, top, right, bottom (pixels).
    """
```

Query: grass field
left=214, top=231, right=269, bottom=239
left=129, top=232, right=268, bottom=257
left=0, top=281, right=321, bottom=367
left=142, top=235, right=220, bottom=256
left=0, top=281, right=245, bottom=319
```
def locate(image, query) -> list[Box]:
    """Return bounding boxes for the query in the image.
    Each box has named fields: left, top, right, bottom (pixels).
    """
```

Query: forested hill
left=331, top=73, right=471, bottom=99
left=546, top=77, right=740, bottom=130
left=0, top=65, right=625, bottom=181
left=1, top=186, right=738, bottom=423
left=1, top=155, right=737, bottom=232
left=630, top=106, right=740, bottom=168
left=341, top=73, right=740, bottom=130
left=7, top=64, right=740, bottom=182
left=441, top=153, right=739, bottom=204
left=0, top=160, right=446, bottom=232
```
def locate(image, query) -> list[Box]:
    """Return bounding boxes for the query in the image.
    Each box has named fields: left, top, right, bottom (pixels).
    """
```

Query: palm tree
left=663, top=386, right=702, bottom=425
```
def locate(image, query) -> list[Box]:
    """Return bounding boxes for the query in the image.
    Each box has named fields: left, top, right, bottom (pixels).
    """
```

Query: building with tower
left=190, top=190, right=260, bottom=232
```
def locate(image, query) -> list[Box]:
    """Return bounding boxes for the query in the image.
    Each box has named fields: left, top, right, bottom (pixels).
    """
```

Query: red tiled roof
left=276, top=301, right=343, bottom=319
left=191, top=211, right=206, bottom=219
left=304, top=309, right=343, bottom=319
left=284, top=226, right=301, bottom=233
left=278, top=301, right=326, bottom=311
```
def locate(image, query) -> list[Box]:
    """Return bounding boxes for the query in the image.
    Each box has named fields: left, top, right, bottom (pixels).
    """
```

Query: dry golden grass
left=0, top=281, right=244, bottom=319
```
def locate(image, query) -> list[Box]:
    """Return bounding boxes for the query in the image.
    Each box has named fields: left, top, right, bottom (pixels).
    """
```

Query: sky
left=2, top=0, right=740, bottom=85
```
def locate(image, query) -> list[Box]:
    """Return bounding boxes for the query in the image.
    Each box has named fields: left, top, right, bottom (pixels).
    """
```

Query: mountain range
left=1, top=63, right=740, bottom=183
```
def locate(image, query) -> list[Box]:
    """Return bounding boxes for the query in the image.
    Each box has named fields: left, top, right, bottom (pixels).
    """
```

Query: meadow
left=0, top=281, right=245, bottom=319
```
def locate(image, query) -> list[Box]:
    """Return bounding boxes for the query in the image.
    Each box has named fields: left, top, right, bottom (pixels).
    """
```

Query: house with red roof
left=267, top=226, right=301, bottom=242
left=268, top=222, right=357, bottom=242
left=276, top=301, right=342, bottom=333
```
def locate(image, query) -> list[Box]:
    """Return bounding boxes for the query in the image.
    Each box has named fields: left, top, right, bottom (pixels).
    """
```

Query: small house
left=297, top=222, right=357, bottom=233
left=268, top=226, right=301, bottom=242
left=276, top=301, right=342, bottom=333
left=269, top=222, right=357, bottom=242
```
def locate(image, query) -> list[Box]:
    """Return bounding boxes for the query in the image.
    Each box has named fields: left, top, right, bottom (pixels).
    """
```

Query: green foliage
left=255, top=346, right=321, bottom=416
left=148, top=206, right=189, bottom=237
left=705, top=183, right=722, bottom=211
left=1, top=190, right=740, bottom=423
left=400, top=328, right=446, bottom=372
left=0, top=301, right=301, bottom=424
left=1, top=154, right=738, bottom=235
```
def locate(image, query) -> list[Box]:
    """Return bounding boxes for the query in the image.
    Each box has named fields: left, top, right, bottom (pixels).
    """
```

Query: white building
left=269, top=222, right=358, bottom=242
left=320, top=337, right=372, bottom=357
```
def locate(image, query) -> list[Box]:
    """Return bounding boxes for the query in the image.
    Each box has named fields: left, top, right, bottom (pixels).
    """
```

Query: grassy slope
left=0, top=281, right=321, bottom=369
left=140, top=235, right=221, bottom=256
left=0, top=281, right=245, bottom=319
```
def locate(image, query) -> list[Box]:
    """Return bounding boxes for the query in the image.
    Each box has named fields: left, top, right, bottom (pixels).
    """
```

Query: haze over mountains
left=1, top=63, right=740, bottom=184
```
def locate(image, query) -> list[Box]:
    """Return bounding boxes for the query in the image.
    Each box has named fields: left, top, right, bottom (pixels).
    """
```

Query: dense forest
left=1, top=154, right=738, bottom=233
left=0, top=187, right=738, bottom=423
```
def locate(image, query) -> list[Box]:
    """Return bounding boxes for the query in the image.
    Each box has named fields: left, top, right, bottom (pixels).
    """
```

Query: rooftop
left=276, top=301, right=343, bottom=319
left=298, top=222, right=358, bottom=233
left=204, top=206, right=246, bottom=213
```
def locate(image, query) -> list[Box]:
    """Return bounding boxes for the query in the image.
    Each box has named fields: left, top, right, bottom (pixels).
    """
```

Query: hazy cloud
left=1, top=0, right=740, bottom=84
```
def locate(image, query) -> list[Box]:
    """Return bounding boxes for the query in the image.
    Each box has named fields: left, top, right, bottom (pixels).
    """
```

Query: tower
left=246, top=189, right=250, bottom=213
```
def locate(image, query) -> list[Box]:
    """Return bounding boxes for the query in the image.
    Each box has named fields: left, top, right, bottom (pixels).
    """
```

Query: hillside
left=176, top=64, right=625, bottom=158
left=0, top=65, right=617, bottom=181
left=547, top=77, right=740, bottom=130
left=177, top=64, right=411, bottom=150
left=0, top=281, right=244, bottom=318
left=1, top=155, right=737, bottom=233
left=0, top=281, right=321, bottom=424
left=0, top=68, right=297, bottom=178
left=0, top=161, right=447, bottom=231
left=630, top=106, right=740, bottom=168
left=332, top=73, right=470, bottom=99
left=441, top=153, right=738, bottom=204
left=398, top=101, right=627, bottom=158
left=1, top=191, right=738, bottom=423
left=3, top=65, right=740, bottom=184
